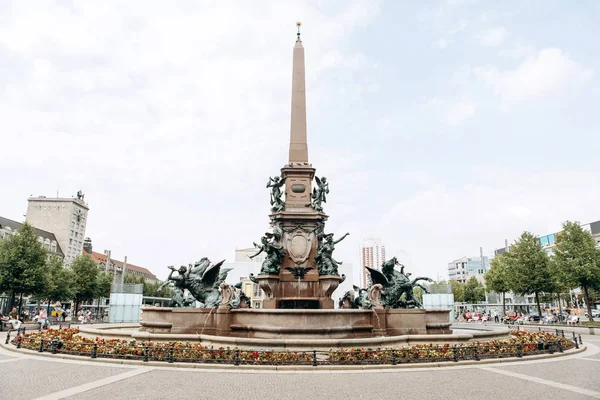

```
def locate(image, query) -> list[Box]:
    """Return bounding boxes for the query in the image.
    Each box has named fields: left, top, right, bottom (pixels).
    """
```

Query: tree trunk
left=17, top=293, right=24, bottom=316
left=74, top=301, right=79, bottom=316
left=557, top=292, right=563, bottom=323
left=535, top=292, right=542, bottom=323
left=583, top=285, right=594, bottom=323
left=502, top=291, right=506, bottom=316
left=8, top=291, right=16, bottom=311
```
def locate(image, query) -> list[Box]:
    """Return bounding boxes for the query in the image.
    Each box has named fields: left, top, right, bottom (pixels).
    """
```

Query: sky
left=1, top=0, right=599, bottom=283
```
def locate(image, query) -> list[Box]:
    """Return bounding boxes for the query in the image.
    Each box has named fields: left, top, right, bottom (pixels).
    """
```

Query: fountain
left=136, top=25, right=479, bottom=350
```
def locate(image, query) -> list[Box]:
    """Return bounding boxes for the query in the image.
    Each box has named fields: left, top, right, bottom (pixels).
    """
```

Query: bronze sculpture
left=286, top=264, right=313, bottom=279
left=362, top=257, right=433, bottom=309
left=250, top=235, right=286, bottom=275
left=311, top=176, right=329, bottom=211
left=315, top=232, right=349, bottom=275
left=266, top=176, right=287, bottom=213
left=160, top=265, right=188, bottom=307
left=161, top=258, right=233, bottom=308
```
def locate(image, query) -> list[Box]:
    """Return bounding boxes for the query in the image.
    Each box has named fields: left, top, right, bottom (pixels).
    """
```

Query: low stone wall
left=140, top=306, right=452, bottom=339
left=80, top=322, right=509, bottom=351
left=229, top=308, right=374, bottom=339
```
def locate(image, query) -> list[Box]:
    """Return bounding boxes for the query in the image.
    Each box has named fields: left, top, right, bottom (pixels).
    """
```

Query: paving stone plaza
left=1, top=330, right=599, bottom=400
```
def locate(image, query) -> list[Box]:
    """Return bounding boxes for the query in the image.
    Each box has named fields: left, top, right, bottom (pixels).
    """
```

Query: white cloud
left=436, top=38, right=451, bottom=49
left=499, top=43, right=536, bottom=59
left=474, top=48, right=593, bottom=110
left=378, top=166, right=600, bottom=279
left=443, top=101, right=476, bottom=126
left=477, top=26, right=509, bottom=47
left=0, top=0, right=381, bottom=278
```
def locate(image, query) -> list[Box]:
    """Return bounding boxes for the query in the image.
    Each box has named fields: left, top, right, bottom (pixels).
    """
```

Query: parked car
left=584, top=310, right=600, bottom=318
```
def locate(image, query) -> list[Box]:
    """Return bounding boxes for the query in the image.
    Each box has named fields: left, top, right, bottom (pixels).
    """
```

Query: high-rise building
left=26, top=191, right=89, bottom=264
left=359, top=237, right=386, bottom=287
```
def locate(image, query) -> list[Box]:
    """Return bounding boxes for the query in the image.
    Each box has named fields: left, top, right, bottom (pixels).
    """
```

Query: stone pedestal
left=259, top=166, right=342, bottom=309
left=318, top=275, right=341, bottom=309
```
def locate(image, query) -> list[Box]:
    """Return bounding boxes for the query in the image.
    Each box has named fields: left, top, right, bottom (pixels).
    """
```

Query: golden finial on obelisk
left=296, top=21, right=302, bottom=42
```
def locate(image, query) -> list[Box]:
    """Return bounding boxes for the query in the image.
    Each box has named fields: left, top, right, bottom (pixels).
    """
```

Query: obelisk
left=289, top=25, right=308, bottom=163
left=280, top=23, right=317, bottom=211
left=259, top=23, right=337, bottom=309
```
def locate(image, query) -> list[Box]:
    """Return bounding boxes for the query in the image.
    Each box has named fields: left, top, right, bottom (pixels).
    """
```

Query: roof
left=84, top=250, right=158, bottom=281
left=0, top=216, right=64, bottom=257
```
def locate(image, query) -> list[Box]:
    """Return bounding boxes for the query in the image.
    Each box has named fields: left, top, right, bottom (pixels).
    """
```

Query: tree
left=552, top=221, right=600, bottom=323
left=463, top=276, right=486, bottom=304
left=506, top=231, right=553, bottom=319
left=71, top=254, right=99, bottom=314
left=485, top=253, right=511, bottom=316
left=0, top=222, right=47, bottom=311
left=41, top=256, right=74, bottom=312
left=450, top=280, right=464, bottom=303
left=413, top=286, right=423, bottom=304
left=95, top=273, right=112, bottom=299
left=143, top=280, right=172, bottom=298
left=124, top=272, right=145, bottom=284
left=94, top=273, right=112, bottom=320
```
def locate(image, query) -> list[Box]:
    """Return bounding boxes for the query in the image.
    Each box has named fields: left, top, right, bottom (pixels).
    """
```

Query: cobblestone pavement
left=0, top=333, right=599, bottom=400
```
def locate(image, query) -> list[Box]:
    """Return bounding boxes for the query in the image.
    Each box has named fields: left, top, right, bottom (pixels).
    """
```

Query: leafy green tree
left=552, top=221, right=600, bottom=322
left=95, top=273, right=112, bottom=299
left=413, top=286, right=423, bottom=304
left=548, top=257, right=569, bottom=321
left=506, top=231, right=553, bottom=319
left=0, top=222, right=47, bottom=311
left=42, top=256, right=74, bottom=310
left=143, top=280, right=172, bottom=298
left=485, top=253, right=512, bottom=316
left=93, top=272, right=112, bottom=319
left=450, top=280, right=464, bottom=303
left=71, top=254, right=99, bottom=314
left=124, top=272, right=145, bottom=284
left=463, top=276, right=486, bottom=304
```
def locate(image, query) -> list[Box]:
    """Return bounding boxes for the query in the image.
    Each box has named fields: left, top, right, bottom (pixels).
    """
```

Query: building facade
left=359, top=238, right=386, bottom=287
left=0, top=216, right=64, bottom=258
left=448, top=255, right=490, bottom=284
left=26, top=193, right=89, bottom=264
left=82, top=238, right=158, bottom=283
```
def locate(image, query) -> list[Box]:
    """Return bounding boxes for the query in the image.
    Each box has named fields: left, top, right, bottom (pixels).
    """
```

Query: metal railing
left=7, top=334, right=577, bottom=366
left=3, top=323, right=71, bottom=343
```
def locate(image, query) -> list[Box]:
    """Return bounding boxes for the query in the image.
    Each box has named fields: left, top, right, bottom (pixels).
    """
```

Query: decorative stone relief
left=286, top=228, right=313, bottom=264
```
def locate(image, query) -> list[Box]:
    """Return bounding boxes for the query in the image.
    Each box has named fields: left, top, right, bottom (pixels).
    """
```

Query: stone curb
left=0, top=338, right=586, bottom=372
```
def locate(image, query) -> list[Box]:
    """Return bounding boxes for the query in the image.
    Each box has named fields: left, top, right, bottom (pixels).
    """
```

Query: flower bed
left=326, top=330, right=574, bottom=364
left=10, top=328, right=573, bottom=366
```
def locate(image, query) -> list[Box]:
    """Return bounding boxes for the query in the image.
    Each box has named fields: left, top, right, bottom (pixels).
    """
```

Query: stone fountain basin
left=139, top=307, right=453, bottom=338
left=78, top=322, right=510, bottom=351
left=92, top=306, right=512, bottom=350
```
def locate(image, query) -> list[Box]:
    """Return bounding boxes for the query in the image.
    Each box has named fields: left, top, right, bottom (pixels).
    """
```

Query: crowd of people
left=0, top=306, right=72, bottom=330
left=458, top=308, right=585, bottom=325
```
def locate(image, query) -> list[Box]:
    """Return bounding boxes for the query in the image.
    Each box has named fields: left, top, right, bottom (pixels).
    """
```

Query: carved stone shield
left=286, top=229, right=313, bottom=264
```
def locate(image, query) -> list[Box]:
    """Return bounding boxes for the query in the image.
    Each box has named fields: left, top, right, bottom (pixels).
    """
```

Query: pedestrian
left=493, top=310, right=499, bottom=323
left=38, top=308, right=48, bottom=329
left=7, top=307, right=22, bottom=330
